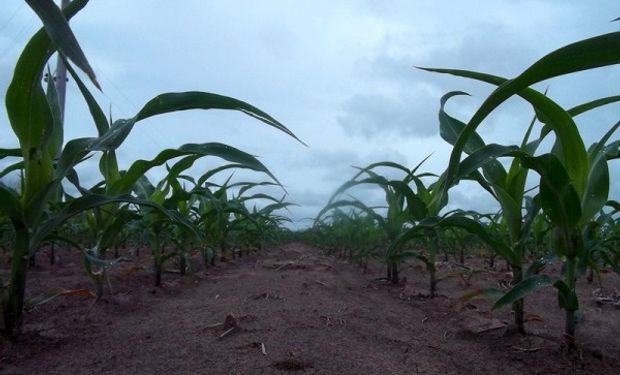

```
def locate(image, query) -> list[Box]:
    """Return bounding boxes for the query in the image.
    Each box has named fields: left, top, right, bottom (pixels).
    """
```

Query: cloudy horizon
left=1, top=1, right=619, bottom=229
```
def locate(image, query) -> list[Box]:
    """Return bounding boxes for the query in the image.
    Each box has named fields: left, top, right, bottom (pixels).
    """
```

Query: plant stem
left=391, top=262, right=399, bottom=284
left=511, top=265, right=525, bottom=334
left=564, top=258, right=577, bottom=350
left=429, top=234, right=438, bottom=297
left=2, top=226, right=29, bottom=337
left=429, top=264, right=437, bottom=297
left=179, top=253, right=186, bottom=276
left=50, top=242, right=55, bottom=265
left=153, top=234, right=162, bottom=287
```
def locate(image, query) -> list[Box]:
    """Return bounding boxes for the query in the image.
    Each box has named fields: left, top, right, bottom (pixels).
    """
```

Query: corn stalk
left=424, top=31, right=620, bottom=349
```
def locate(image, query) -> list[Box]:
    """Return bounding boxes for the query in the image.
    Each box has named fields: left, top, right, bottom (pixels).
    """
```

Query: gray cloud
left=337, top=88, right=440, bottom=139
left=1, top=1, right=619, bottom=230
left=447, top=184, right=499, bottom=215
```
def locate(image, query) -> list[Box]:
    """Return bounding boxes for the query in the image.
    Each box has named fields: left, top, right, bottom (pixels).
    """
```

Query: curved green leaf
left=434, top=215, right=517, bottom=264
left=25, top=0, right=99, bottom=89
left=553, top=280, right=579, bottom=311
left=439, top=91, right=484, bottom=154
left=457, top=143, right=516, bottom=182
left=517, top=153, right=582, bottom=228
left=135, top=91, right=304, bottom=145
left=8, top=0, right=87, bottom=150
left=0, top=161, right=24, bottom=180
left=492, top=275, right=553, bottom=310
left=30, top=194, right=200, bottom=254
left=64, top=61, right=108, bottom=135
left=0, top=183, right=23, bottom=222
left=109, top=143, right=280, bottom=195
left=422, top=68, right=590, bottom=198
left=581, top=148, right=610, bottom=224
left=568, top=95, right=620, bottom=117
left=315, top=199, right=386, bottom=230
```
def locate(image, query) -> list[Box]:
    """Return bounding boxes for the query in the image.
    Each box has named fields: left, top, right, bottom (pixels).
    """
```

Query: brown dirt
left=1, top=242, right=619, bottom=374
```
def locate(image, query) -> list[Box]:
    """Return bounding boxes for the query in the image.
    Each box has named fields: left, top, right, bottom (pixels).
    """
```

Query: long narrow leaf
left=492, top=275, right=553, bottom=310
left=109, top=143, right=280, bottom=195
left=135, top=91, right=305, bottom=145
left=25, top=0, right=99, bottom=89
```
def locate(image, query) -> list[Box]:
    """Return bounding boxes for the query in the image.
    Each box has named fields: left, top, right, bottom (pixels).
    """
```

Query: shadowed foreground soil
left=1, top=242, right=619, bottom=374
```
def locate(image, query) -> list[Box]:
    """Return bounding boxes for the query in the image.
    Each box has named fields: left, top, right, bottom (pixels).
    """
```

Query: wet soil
left=1, top=242, right=619, bottom=374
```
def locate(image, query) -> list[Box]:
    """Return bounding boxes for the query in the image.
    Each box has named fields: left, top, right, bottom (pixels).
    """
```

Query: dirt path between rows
left=2, top=242, right=619, bottom=374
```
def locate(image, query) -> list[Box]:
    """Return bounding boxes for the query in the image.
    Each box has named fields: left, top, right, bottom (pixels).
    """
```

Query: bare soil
left=1, top=242, right=619, bottom=374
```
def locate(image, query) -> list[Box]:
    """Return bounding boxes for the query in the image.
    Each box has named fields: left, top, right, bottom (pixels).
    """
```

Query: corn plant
left=583, top=201, right=620, bottom=283
left=437, top=212, right=487, bottom=265
left=423, top=31, right=620, bottom=348
left=317, top=160, right=439, bottom=285
left=165, top=175, right=202, bottom=275
left=194, top=181, right=244, bottom=264
left=326, top=157, right=501, bottom=295
left=228, top=192, right=296, bottom=252
left=0, top=0, right=301, bottom=337
left=0, top=0, right=115, bottom=336
left=422, top=92, right=549, bottom=332
left=132, top=161, right=282, bottom=285
left=312, top=209, right=385, bottom=267
left=311, top=210, right=359, bottom=255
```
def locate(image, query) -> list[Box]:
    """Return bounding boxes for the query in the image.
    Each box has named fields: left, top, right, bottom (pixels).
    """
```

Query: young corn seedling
left=229, top=190, right=296, bottom=252
left=317, top=159, right=438, bottom=286
left=592, top=201, right=620, bottom=276
left=423, top=91, right=547, bottom=333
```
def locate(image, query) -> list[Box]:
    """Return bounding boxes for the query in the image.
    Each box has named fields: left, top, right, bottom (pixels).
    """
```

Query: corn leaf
left=0, top=161, right=24, bottom=180
left=432, top=215, right=517, bottom=264
left=518, top=153, right=582, bottom=229
left=438, top=91, right=484, bottom=154
left=0, top=148, right=21, bottom=159
left=568, top=95, right=620, bottom=117
left=456, top=143, right=516, bottom=179
left=8, top=0, right=87, bottom=148
left=580, top=148, right=610, bottom=224
left=135, top=91, right=304, bottom=145
left=64, top=61, right=108, bottom=135
left=423, top=68, right=589, bottom=196
left=29, top=194, right=200, bottom=253
left=492, top=275, right=553, bottom=310
left=0, top=183, right=23, bottom=221
left=109, top=143, right=279, bottom=195
left=488, top=182, right=522, bottom=245
left=25, top=0, right=99, bottom=89
left=316, top=199, right=386, bottom=229
left=6, top=0, right=87, bottom=205
left=553, top=280, right=579, bottom=311
left=516, top=195, right=543, bottom=249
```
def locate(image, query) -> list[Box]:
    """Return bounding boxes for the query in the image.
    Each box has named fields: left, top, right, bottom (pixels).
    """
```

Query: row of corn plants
left=0, top=0, right=301, bottom=337
left=314, top=30, right=620, bottom=349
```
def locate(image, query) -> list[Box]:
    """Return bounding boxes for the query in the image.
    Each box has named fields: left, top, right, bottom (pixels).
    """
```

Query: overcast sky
left=1, top=1, right=619, bottom=228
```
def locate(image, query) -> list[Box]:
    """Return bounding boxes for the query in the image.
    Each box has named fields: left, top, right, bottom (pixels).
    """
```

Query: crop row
left=307, top=32, right=620, bottom=350
left=1, top=1, right=619, bottom=354
left=0, top=0, right=300, bottom=338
